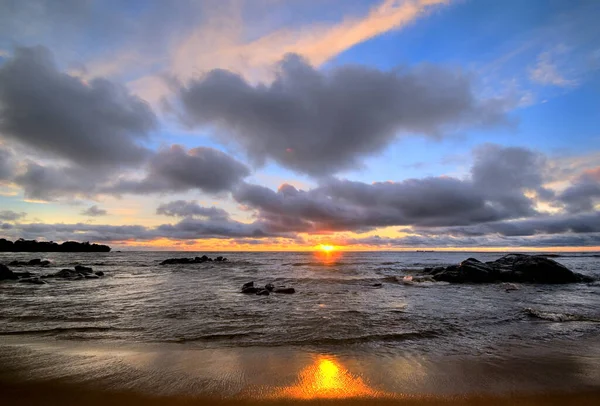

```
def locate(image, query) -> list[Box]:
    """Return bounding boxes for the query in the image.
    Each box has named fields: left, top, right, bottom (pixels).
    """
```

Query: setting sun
left=317, top=244, right=336, bottom=252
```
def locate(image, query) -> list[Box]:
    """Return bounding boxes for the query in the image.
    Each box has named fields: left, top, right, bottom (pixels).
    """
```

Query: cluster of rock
left=241, top=281, right=295, bottom=296
left=0, top=263, right=105, bottom=284
left=160, top=255, right=227, bottom=265
left=8, top=258, right=51, bottom=267
left=422, top=254, right=593, bottom=284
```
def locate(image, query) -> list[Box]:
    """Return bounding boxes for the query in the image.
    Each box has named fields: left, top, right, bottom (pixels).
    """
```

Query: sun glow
left=317, top=244, right=336, bottom=252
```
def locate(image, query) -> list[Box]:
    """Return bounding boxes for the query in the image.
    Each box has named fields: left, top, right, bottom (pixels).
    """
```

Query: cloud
left=172, top=0, right=450, bottom=83
left=181, top=53, right=509, bottom=176
left=0, top=144, right=15, bottom=180
left=81, top=205, right=108, bottom=217
left=156, top=200, right=229, bottom=219
left=0, top=210, right=26, bottom=221
left=529, top=49, right=578, bottom=87
left=0, top=46, right=157, bottom=168
left=558, top=167, right=600, bottom=213
left=108, top=145, right=250, bottom=195
left=3, top=216, right=271, bottom=242
left=231, top=145, right=551, bottom=233
left=14, top=161, right=101, bottom=200
left=471, top=144, right=551, bottom=216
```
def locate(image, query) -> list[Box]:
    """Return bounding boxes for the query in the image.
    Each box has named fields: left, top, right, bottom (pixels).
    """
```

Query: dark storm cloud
left=81, top=205, right=108, bottom=217
left=0, top=145, right=15, bottom=180
left=180, top=53, right=510, bottom=176
left=0, top=210, right=26, bottom=221
left=156, top=200, right=229, bottom=219
left=340, top=233, right=600, bottom=248
left=558, top=167, right=600, bottom=213
left=232, top=145, right=552, bottom=233
left=471, top=144, right=551, bottom=216
left=14, top=161, right=101, bottom=200
left=108, top=145, right=250, bottom=195
left=412, top=212, right=600, bottom=238
left=4, top=215, right=271, bottom=242
left=0, top=46, right=156, bottom=168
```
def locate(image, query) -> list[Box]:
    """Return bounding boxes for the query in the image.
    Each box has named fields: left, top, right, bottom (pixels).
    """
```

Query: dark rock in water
left=161, top=255, right=220, bottom=265
left=216, top=256, right=223, bottom=261
left=160, top=257, right=193, bottom=265
left=8, top=259, right=51, bottom=267
left=0, top=264, right=17, bottom=280
left=95, top=271, right=104, bottom=277
left=433, top=258, right=494, bottom=283
left=372, top=283, right=383, bottom=287
left=425, top=254, right=591, bottom=284
left=241, top=286, right=260, bottom=294
left=74, top=265, right=93, bottom=274
left=265, top=283, right=275, bottom=291
left=256, top=289, right=270, bottom=296
left=18, top=277, right=47, bottom=285
left=242, top=281, right=254, bottom=290
left=47, top=268, right=78, bottom=278
left=274, top=287, right=295, bottom=294
left=84, top=274, right=100, bottom=279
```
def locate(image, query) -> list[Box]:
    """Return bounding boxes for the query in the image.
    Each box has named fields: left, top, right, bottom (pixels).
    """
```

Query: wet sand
left=1, top=337, right=599, bottom=405
left=1, top=380, right=599, bottom=406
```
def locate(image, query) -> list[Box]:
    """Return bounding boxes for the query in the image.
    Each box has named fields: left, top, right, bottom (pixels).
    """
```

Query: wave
left=0, top=326, right=132, bottom=336
left=169, top=332, right=262, bottom=343
left=523, top=308, right=600, bottom=322
left=288, top=330, right=441, bottom=346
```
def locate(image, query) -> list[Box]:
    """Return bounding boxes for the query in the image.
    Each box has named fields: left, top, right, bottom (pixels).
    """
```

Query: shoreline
left=1, top=337, right=599, bottom=403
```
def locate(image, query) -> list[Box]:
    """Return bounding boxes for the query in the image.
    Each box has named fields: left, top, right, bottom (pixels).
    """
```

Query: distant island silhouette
left=0, top=239, right=111, bottom=252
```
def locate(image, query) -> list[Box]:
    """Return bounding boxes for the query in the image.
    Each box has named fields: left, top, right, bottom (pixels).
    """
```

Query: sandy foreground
left=1, top=337, right=599, bottom=405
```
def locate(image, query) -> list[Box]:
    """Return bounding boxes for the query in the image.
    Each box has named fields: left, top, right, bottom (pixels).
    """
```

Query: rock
left=74, top=265, right=93, bottom=274
left=242, top=281, right=254, bottom=290
left=84, top=274, right=100, bottom=279
left=94, top=271, right=104, bottom=276
left=48, top=268, right=78, bottom=278
left=241, top=286, right=260, bottom=294
left=274, top=287, right=295, bottom=294
left=0, top=264, right=17, bottom=280
left=487, top=254, right=582, bottom=284
left=265, top=283, right=275, bottom=291
left=426, top=254, right=590, bottom=284
left=256, top=289, right=270, bottom=296
left=18, top=278, right=47, bottom=285
left=8, top=259, right=50, bottom=267
left=502, top=283, right=519, bottom=291
left=216, top=256, right=223, bottom=261
left=372, top=283, right=382, bottom=288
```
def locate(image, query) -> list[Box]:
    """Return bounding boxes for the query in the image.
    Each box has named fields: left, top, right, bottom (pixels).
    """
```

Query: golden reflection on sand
left=273, top=355, right=385, bottom=399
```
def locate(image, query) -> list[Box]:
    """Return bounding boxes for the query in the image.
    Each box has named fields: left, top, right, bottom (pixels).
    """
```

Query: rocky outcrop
left=8, top=259, right=51, bottom=266
left=240, top=281, right=296, bottom=295
left=423, top=254, right=592, bottom=284
left=0, top=264, right=17, bottom=280
left=160, top=255, right=227, bottom=265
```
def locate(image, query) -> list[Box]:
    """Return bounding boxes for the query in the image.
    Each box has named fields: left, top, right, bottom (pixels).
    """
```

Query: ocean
left=1, top=250, right=599, bottom=398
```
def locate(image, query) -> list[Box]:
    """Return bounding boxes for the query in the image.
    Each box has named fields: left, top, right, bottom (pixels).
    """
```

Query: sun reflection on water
left=274, top=355, right=384, bottom=399
left=314, top=246, right=342, bottom=265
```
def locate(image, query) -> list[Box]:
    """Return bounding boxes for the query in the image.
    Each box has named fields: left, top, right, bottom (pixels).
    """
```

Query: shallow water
left=1, top=251, right=599, bottom=357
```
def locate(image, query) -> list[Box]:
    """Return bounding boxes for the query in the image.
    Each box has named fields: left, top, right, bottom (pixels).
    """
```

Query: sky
left=0, top=0, right=599, bottom=251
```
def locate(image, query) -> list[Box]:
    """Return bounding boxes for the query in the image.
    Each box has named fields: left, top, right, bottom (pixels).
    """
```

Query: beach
left=1, top=251, right=599, bottom=403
